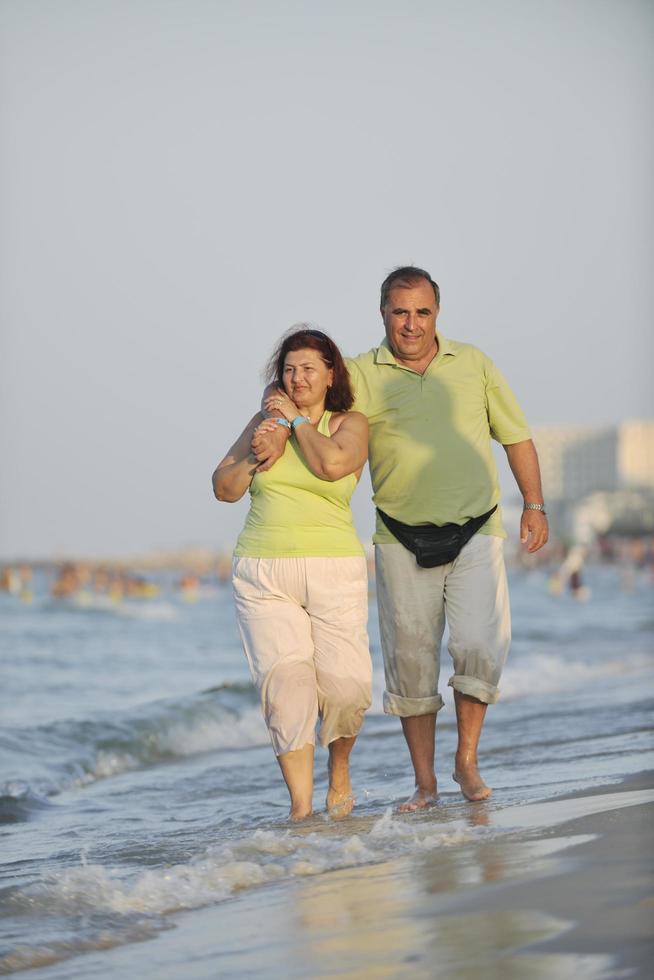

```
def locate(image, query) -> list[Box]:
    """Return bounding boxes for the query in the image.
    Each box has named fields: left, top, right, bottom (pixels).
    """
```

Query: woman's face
left=282, top=348, right=334, bottom=408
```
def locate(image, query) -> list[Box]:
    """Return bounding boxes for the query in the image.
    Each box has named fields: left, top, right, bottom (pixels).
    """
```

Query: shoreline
left=33, top=770, right=652, bottom=980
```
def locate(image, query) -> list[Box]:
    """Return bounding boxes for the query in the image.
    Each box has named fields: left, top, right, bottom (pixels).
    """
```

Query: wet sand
left=45, top=771, right=652, bottom=979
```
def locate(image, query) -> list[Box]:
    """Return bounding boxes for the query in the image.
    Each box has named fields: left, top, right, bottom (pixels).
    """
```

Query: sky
left=0, top=0, right=652, bottom=559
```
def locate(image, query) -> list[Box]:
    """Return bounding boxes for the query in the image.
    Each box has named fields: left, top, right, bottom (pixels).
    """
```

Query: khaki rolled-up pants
left=232, top=556, right=372, bottom=755
left=375, top=534, right=511, bottom=715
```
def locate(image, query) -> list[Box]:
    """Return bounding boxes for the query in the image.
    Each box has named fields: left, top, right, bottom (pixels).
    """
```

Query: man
left=254, top=266, right=548, bottom=809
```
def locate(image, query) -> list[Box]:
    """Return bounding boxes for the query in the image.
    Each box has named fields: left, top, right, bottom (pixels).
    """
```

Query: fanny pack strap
left=377, top=505, right=497, bottom=552
left=455, top=505, right=497, bottom=546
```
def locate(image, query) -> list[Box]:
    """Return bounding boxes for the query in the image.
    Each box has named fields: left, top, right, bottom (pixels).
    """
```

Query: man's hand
left=260, top=383, right=278, bottom=415
left=503, top=441, right=549, bottom=554
left=251, top=421, right=290, bottom=472
left=520, top=510, right=549, bottom=553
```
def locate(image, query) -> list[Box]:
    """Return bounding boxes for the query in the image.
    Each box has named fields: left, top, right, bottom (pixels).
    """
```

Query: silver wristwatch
left=524, top=502, right=546, bottom=514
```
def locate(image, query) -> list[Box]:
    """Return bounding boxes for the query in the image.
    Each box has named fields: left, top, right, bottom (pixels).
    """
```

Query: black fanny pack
left=377, top=505, right=497, bottom=568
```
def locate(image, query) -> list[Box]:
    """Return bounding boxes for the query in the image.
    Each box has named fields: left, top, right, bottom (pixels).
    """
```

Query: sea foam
left=8, top=809, right=479, bottom=918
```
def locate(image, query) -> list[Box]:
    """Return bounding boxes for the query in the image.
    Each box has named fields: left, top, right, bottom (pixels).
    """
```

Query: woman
left=213, top=327, right=371, bottom=821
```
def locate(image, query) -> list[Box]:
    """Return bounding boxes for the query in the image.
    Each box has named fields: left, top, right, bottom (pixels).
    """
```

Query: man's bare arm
left=503, top=439, right=549, bottom=553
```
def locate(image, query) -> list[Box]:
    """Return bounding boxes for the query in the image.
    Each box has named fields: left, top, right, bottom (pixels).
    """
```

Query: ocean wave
left=47, top=594, right=178, bottom=621
left=6, top=650, right=650, bottom=805
left=0, top=684, right=268, bottom=800
left=0, top=920, right=163, bottom=976
left=500, top=651, right=654, bottom=700
left=0, top=783, right=52, bottom=825
left=366, top=650, right=654, bottom=716
left=5, top=808, right=478, bottom=918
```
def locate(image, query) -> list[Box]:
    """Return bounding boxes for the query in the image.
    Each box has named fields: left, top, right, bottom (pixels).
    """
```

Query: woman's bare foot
left=452, top=764, right=491, bottom=801
left=397, top=781, right=438, bottom=812
left=326, top=786, right=354, bottom=819
left=288, top=805, right=313, bottom=822
left=326, top=742, right=355, bottom=818
left=277, top=743, right=314, bottom=821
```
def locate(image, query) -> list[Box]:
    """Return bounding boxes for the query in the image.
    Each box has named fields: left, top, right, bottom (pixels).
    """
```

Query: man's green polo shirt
left=346, top=331, right=531, bottom=544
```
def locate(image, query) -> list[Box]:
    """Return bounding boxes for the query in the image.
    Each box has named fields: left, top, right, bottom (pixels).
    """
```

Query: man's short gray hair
left=380, top=266, right=440, bottom=310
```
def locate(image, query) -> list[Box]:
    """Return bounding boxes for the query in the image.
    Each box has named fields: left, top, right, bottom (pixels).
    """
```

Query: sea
left=1, top=560, right=653, bottom=978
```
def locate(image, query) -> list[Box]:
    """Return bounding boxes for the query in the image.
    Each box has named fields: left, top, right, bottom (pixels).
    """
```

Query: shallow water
left=1, top=564, right=653, bottom=976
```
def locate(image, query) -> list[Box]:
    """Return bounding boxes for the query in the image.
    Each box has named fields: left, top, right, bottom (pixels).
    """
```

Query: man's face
left=382, top=279, right=439, bottom=368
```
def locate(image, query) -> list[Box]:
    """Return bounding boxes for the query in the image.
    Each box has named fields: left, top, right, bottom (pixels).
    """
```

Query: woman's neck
left=298, top=401, right=326, bottom=424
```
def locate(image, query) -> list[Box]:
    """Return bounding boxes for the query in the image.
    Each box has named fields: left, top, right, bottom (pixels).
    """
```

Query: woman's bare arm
left=259, top=390, right=368, bottom=481
left=294, top=412, right=368, bottom=481
left=212, top=414, right=265, bottom=502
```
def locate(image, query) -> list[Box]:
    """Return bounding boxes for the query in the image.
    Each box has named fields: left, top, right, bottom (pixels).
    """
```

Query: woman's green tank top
left=234, top=411, right=364, bottom=557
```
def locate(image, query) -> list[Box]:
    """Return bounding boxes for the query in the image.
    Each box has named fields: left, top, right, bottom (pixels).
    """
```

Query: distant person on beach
left=253, top=266, right=548, bottom=810
left=212, top=327, right=372, bottom=821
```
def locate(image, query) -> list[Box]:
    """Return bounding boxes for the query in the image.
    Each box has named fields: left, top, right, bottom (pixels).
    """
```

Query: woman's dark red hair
left=265, top=326, right=354, bottom=412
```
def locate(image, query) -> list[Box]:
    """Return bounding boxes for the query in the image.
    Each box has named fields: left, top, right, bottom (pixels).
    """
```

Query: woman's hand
left=254, top=419, right=279, bottom=436
left=252, top=417, right=291, bottom=472
left=264, top=388, right=299, bottom=422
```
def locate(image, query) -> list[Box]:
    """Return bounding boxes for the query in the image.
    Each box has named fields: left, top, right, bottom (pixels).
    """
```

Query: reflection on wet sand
left=269, top=794, right=645, bottom=980
left=279, top=830, right=614, bottom=979
left=293, top=862, right=419, bottom=975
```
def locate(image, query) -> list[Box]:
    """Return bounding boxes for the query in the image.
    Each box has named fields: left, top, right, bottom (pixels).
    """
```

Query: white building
left=617, top=420, right=654, bottom=490
left=532, top=420, right=654, bottom=503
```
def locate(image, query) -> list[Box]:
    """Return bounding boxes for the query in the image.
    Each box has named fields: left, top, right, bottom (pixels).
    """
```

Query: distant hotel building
left=532, top=420, right=654, bottom=503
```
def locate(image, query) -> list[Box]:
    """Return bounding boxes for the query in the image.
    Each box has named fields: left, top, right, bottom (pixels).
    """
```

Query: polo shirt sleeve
left=484, top=357, right=532, bottom=445
left=345, top=355, right=367, bottom=415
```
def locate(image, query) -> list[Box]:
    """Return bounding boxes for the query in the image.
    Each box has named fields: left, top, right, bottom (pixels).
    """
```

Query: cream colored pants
left=375, top=534, right=511, bottom=715
left=232, top=556, right=372, bottom=755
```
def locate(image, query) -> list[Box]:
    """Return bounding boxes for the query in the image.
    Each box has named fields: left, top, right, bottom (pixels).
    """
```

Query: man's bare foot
left=452, top=765, right=492, bottom=802
left=397, top=782, right=438, bottom=813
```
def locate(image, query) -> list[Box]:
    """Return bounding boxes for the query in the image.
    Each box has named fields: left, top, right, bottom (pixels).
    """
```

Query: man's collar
left=374, top=329, right=457, bottom=366
left=435, top=330, right=457, bottom=357
left=374, top=339, right=400, bottom=365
